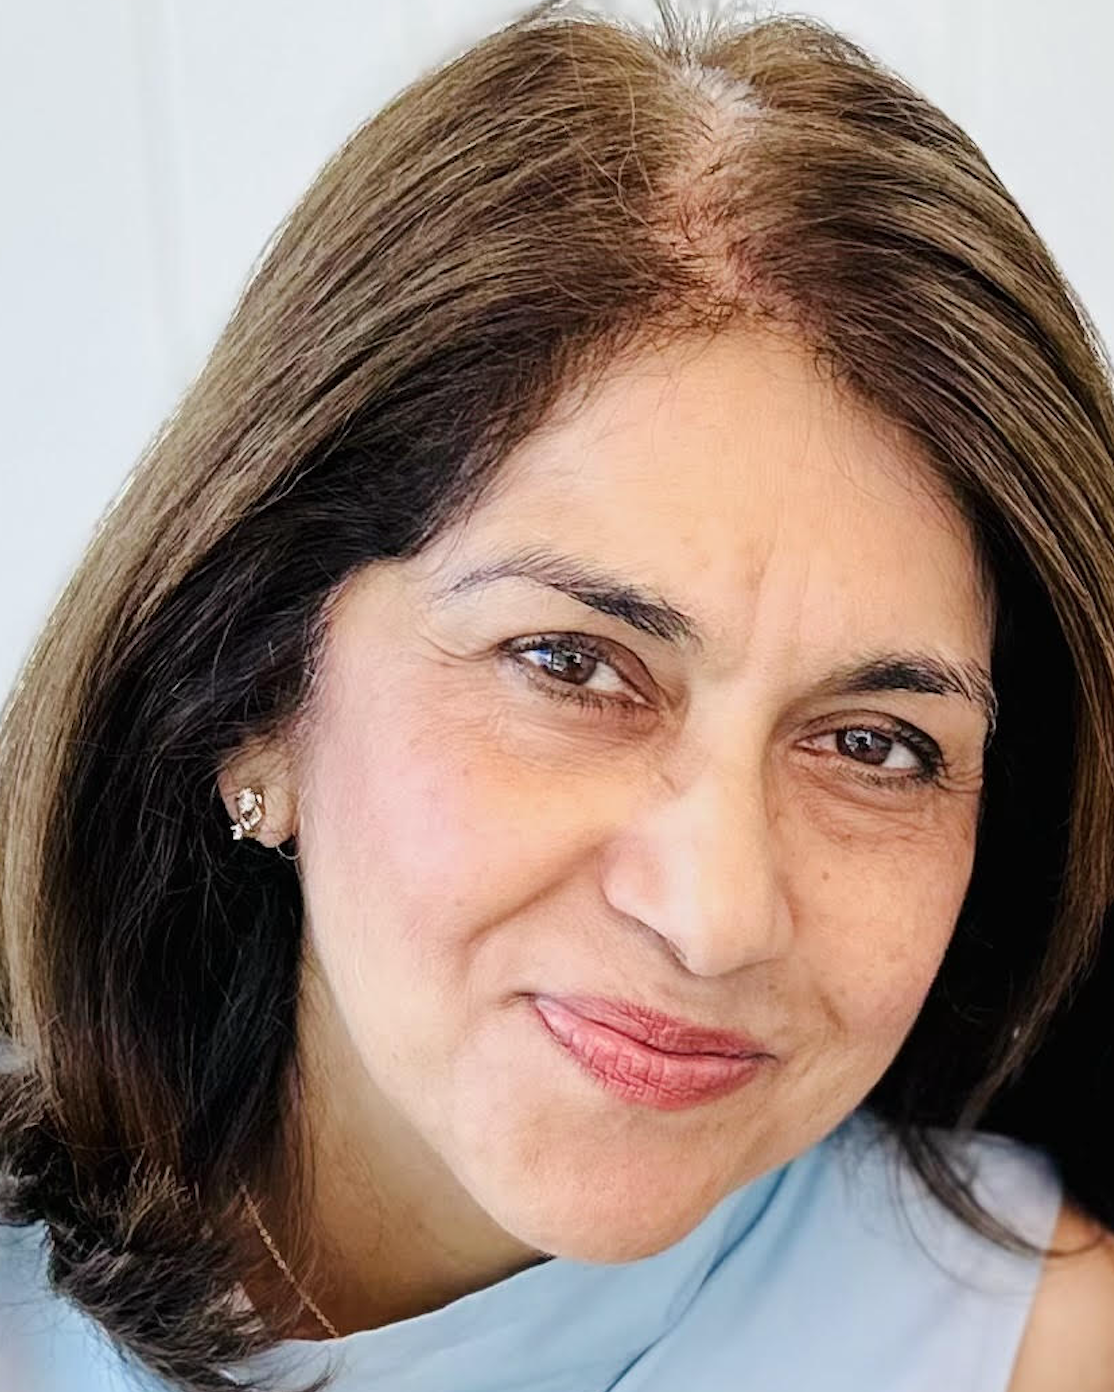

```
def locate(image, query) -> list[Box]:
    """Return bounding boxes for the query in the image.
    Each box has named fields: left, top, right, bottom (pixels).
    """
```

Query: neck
left=243, top=963, right=551, bottom=1339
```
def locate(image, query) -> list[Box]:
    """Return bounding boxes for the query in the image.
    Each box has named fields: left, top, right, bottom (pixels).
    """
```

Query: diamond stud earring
left=230, top=786, right=266, bottom=841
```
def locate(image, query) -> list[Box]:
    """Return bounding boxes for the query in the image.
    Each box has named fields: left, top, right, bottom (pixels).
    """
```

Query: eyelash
left=503, top=632, right=947, bottom=791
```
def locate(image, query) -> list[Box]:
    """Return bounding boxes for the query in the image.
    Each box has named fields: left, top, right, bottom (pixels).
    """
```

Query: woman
left=1, top=2, right=1112, bottom=1389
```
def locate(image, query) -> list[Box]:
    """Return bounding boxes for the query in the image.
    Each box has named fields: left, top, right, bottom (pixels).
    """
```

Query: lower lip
left=531, top=996, right=766, bottom=1111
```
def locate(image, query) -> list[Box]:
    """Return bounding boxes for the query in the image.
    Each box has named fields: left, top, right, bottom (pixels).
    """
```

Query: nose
left=599, top=761, right=794, bottom=978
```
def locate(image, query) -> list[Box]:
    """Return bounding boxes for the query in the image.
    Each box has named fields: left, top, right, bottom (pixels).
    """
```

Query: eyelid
left=798, top=706, right=942, bottom=748
left=504, top=631, right=949, bottom=763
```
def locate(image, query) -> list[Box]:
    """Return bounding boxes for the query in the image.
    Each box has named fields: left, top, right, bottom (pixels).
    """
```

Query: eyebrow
left=431, top=544, right=998, bottom=733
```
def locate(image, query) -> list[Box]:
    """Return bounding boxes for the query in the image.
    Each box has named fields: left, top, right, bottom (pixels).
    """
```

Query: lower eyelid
left=800, top=731, right=946, bottom=788
left=520, top=683, right=942, bottom=791
left=504, top=639, right=944, bottom=767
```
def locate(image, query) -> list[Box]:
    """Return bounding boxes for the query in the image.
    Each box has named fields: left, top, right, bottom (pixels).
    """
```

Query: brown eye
left=502, top=634, right=651, bottom=716
left=837, top=727, right=907, bottom=767
left=801, top=721, right=944, bottom=790
left=527, top=643, right=598, bottom=686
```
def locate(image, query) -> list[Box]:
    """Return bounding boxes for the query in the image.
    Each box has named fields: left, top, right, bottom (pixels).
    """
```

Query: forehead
left=415, top=330, right=992, bottom=677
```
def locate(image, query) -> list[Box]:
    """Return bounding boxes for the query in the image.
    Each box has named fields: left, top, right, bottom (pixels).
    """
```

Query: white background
left=2, top=0, right=1112, bottom=702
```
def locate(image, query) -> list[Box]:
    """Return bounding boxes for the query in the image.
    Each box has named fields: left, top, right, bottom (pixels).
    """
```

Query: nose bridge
left=604, top=749, right=793, bottom=979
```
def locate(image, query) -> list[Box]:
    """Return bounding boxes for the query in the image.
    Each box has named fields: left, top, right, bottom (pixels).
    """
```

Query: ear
left=216, top=739, right=298, bottom=848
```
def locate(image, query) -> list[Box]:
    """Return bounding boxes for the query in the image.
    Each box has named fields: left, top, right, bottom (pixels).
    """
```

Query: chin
left=492, top=1175, right=725, bottom=1266
left=522, top=1208, right=708, bottom=1265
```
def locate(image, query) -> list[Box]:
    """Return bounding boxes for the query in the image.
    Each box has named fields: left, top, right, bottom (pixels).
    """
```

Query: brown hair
left=3, top=3, right=1113, bottom=1388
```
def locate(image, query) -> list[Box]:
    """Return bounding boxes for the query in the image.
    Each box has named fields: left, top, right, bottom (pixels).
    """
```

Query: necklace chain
left=237, top=1181, right=340, bottom=1339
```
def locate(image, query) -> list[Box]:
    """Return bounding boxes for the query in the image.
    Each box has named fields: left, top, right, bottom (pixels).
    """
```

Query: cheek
left=297, top=674, right=556, bottom=973
left=826, top=923, right=949, bottom=1047
left=798, top=816, right=976, bottom=1048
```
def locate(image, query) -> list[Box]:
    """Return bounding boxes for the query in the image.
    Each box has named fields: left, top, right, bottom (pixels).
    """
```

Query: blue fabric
left=0, top=1108, right=1062, bottom=1392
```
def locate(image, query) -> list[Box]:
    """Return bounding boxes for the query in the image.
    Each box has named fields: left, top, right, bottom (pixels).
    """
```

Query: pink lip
left=532, top=994, right=772, bottom=1111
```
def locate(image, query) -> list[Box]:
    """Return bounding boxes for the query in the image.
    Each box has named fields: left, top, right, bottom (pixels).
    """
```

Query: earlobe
left=217, top=753, right=298, bottom=848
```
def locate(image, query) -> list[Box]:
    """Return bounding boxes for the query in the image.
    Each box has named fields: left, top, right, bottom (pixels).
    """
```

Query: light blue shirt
left=0, top=1108, right=1061, bottom=1391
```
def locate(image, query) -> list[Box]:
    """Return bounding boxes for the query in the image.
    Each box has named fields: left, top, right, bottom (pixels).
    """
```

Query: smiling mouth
left=531, top=994, right=772, bottom=1111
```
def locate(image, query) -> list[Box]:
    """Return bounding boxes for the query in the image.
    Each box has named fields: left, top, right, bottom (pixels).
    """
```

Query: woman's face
left=287, top=329, right=993, bottom=1263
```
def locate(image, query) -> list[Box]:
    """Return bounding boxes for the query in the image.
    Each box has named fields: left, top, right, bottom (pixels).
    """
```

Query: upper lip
left=534, top=993, right=772, bottom=1059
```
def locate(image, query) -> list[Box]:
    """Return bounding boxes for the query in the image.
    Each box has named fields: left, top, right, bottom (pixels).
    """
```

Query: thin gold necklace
left=237, top=1181, right=340, bottom=1339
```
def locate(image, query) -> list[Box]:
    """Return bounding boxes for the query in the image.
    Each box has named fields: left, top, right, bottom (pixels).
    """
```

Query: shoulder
left=1007, top=1198, right=1114, bottom=1392
left=853, top=1118, right=1111, bottom=1392
left=825, top=1113, right=1070, bottom=1382
left=658, top=1116, right=1076, bottom=1390
left=830, top=1109, right=1065, bottom=1261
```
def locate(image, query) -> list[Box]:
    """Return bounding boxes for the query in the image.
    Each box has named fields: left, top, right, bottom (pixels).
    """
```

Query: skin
left=1007, top=1204, right=1114, bottom=1390
left=222, top=326, right=1000, bottom=1338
